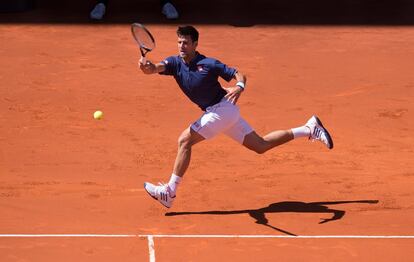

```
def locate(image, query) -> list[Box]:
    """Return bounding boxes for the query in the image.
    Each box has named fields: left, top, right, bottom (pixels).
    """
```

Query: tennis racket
left=131, top=23, right=155, bottom=64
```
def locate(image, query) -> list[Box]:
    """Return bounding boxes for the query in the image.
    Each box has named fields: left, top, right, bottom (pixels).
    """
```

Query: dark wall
left=1, top=0, right=414, bottom=25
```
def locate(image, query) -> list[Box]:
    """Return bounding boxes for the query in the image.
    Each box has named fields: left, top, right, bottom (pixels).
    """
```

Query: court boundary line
left=1, top=234, right=414, bottom=238
left=2, top=234, right=413, bottom=262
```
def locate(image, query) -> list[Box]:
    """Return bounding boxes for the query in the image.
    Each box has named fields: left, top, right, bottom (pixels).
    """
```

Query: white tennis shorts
left=190, top=98, right=253, bottom=144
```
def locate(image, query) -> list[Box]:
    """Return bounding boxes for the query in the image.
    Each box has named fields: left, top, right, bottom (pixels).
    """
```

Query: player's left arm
left=224, top=70, right=247, bottom=104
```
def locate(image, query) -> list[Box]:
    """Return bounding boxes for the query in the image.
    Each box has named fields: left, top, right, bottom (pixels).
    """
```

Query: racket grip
left=139, top=56, right=147, bottom=65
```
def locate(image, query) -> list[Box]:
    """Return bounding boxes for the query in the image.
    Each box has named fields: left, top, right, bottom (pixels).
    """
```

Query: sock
left=291, top=125, right=310, bottom=139
left=168, top=174, right=181, bottom=197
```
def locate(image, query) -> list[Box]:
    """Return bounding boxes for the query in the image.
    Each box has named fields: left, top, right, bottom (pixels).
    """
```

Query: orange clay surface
left=0, top=24, right=413, bottom=261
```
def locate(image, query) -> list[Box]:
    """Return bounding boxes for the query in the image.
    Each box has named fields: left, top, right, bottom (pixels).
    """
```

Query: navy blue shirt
left=159, top=52, right=237, bottom=111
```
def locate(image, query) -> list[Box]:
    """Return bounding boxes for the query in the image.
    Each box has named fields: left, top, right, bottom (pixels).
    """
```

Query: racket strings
left=132, top=26, right=155, bottom=51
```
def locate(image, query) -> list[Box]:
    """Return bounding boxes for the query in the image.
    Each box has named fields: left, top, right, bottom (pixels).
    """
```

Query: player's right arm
left=139, top=57, right=166, bottom=74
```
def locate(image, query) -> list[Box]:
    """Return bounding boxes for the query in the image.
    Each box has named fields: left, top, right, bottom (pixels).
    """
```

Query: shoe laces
left=311, top=126, right=328, bottom=143
left=157, top=182, right=168, bottom=187
left=157, top=182, right=171, bottom=193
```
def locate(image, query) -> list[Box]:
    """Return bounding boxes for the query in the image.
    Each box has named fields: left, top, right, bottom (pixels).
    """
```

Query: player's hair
left=177, top=25, right=199, bottom=42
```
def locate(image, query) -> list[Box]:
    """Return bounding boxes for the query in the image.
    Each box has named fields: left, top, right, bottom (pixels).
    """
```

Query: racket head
left=131, top=23, right=156, bottom=54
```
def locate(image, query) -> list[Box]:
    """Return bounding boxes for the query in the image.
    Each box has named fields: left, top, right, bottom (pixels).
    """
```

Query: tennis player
left=139, top=25, right=333, bottom=208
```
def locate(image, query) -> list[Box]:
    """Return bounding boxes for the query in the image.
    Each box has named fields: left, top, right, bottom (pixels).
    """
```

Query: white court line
left=140, top=235, right=414, bottom=239
left=1, top=234, right=414, bottom=238
left=2, top=234, right=413, bottom=262
left=147, top=235, right=155, bottom=262
left=0, top=234, right=136, bottom=238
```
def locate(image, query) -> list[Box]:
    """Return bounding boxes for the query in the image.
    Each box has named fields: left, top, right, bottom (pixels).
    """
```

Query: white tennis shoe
left=144, top=182, right=175, bottom=208
left=306, top=115, right=334, bottom=149
left=161, top=3, right=179, bottom=19
left=90, top=3, right=106, bottom=20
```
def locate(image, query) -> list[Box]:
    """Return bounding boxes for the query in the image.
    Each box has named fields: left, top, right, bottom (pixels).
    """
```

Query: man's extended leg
left=144, top=127, right=204, bottom=208
left=172, top=127, right=205, bottom=177
left=242, top=115, right=333, bottom=154
left=243, top=130, right=294, bottom=154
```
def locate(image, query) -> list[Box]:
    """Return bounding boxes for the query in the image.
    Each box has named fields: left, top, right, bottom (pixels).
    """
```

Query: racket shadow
left=165, top=200, right=379, bottom=236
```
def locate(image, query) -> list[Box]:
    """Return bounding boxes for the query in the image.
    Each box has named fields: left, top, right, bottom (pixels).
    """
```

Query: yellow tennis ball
left=93, top=110, right=103, bottom=120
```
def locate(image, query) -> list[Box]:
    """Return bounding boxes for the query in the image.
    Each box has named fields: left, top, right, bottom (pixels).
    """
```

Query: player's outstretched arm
left=139, top=57, right=166, bottom=74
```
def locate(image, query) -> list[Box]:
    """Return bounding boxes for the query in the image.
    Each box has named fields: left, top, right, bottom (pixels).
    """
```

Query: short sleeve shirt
left=159, top=52, right=236, bottom=111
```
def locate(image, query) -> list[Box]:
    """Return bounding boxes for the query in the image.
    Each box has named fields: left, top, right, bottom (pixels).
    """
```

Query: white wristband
left=236, top=81, right=245, bottom=90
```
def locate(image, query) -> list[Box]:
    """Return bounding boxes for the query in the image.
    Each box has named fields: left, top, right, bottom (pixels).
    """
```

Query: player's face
left=177, top=35, right=197, bottom=59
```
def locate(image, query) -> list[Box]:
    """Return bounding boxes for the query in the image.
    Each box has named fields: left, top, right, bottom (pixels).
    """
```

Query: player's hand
left=223, top=86, right=244, bottom=104
left=139, top=57, right=155, bottom=74
left=139, top=56, right=148, bottom=65
left=139, top=56, right=150, bottom=66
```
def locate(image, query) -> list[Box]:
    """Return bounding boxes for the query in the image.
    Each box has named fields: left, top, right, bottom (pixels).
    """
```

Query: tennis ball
left=93, top=110, right=103, bottom=120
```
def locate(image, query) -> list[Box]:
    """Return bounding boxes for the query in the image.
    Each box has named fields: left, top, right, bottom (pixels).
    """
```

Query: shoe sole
left=313, top=116, right=334, bottom=149
left=143, top=183, right=172, bottom=208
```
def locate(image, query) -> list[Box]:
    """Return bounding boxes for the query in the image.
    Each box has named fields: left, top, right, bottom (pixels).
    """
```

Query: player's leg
left=169, top=102, right=239, bottom=190
left=242, top=130, right=294, bottom=154
left=172, top=127, right=205, bottom=178
left=144, top=100, right=238, bottom=208
left=225, top=115, right=333, bottom=154
left=221, top=113, right=293, bottom=153
left=143, top=127, right=204, bottom=208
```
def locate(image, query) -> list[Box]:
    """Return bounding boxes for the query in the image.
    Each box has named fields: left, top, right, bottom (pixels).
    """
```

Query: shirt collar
left=181, top=52, right=202, bottom=66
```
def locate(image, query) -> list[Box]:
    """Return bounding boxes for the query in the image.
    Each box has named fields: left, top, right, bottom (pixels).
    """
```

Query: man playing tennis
left=139, top=25, right=333, bottom=208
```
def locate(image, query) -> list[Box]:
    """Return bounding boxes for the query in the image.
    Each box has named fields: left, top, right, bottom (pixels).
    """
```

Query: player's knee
left=177, top=132, right=192, bottom=149
left=253, top=146, right=267, bottom=154
left=244, top=138, right=268, bottom=154
left=245, top=144, right=267, bottom=154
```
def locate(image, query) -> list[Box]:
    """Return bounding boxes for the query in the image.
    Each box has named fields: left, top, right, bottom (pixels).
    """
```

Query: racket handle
left=139, top=56, right=147, bottom=65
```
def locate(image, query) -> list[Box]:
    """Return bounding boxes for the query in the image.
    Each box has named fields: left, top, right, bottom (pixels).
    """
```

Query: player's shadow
left=165, top=200, right=379, bottom=236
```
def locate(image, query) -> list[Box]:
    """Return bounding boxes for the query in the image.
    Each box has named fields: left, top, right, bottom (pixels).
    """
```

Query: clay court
left=1, top=0, right=414, bottom=261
